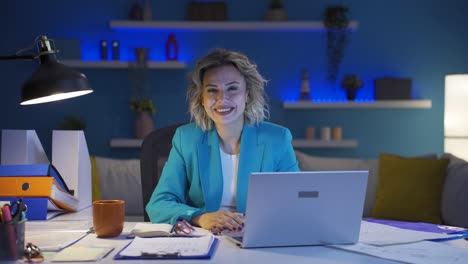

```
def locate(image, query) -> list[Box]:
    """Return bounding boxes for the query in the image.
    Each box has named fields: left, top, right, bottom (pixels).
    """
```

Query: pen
left=170, top=222, right=177, bottom=234
left=1, top=204, right=12, bottom=222
left=1, top=204, right=18, bottom=258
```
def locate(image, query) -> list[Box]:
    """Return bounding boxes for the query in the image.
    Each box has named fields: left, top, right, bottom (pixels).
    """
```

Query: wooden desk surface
left=32, top=207, right=467, bottom=264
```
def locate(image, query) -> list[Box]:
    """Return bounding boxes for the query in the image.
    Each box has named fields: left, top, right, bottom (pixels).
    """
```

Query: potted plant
left=58, top=115, right=86, bottom=130
left=323, top=5, right=349, bottom=84
left=264, top=0, right=288, bottom=21
left=341, top=74, right=363, bottom=101
left=130, top=98, right=156, bottom=139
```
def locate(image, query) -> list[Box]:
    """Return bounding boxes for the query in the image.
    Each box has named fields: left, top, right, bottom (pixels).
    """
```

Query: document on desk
left=115, top=234, right=217, bottom=259
left=331, top=241, right=468, bottom=264
left=52, top=246, right=115, bottom=262
left=127, top=222, right=211, bottom=238
left=26, top=220, right=92, bottom=251
left=360, top=221, right=455, bottom=246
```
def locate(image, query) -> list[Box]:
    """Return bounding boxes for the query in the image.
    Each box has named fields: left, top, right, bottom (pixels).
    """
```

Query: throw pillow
left=371, top=153, right=449, bottom=224
left=440, top=153, right=468, bottom=228
left=90, top=155, right=103, bottom=201
left=294, top=150, right=378, bottom=217
left=94, top=156, right=143, bottom=216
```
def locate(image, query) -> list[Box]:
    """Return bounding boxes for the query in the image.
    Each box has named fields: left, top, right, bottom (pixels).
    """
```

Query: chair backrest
left=140, top=123, right=184, bottom=222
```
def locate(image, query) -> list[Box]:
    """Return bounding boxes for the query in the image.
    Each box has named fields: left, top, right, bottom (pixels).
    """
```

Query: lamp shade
left=444, top=74, right=468, bottom=136
left=20, top=60, right=92, bottom=105
left=444, top=74, right=468, bottom=161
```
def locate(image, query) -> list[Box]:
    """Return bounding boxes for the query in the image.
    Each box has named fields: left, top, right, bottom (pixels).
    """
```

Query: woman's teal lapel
left=236, top=124, right=264, bottom=213
left=197, top=128, right=223, bottom=212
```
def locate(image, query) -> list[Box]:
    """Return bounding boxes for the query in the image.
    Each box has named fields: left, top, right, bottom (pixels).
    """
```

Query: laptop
left=226, top=171, right=368, bottom=248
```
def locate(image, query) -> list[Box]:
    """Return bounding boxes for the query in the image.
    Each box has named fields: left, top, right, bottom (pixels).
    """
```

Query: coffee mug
left=93, top=200, right=125, bottom=238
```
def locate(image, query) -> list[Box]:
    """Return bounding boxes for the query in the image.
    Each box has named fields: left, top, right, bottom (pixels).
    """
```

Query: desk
left=26, top=208, right=467, bottom=264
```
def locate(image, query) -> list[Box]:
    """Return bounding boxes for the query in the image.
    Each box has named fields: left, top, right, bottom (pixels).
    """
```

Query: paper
left=365, top=218, right=467, bottom=234
left=26, top=220, right=92, bottom=251
left=119, top=234, right=215, bottom=257
left=128, top=222, right=211, bottom=238
left=52, top=246, right=114, bottom=262
left=331, top=241, right=468, bottom=264
left=360, top=221, right=455, bottom=246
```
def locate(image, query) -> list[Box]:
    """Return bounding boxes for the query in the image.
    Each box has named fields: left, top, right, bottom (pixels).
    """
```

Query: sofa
left=91, top=150, right=468, bottom=228
left=295, top=150, right=468, bottom=228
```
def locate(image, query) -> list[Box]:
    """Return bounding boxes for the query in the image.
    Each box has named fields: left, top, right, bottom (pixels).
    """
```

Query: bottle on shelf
left=165, top=34, right=178, bottom=61
left=100, top=40, right=108, bottom=60
left=112, top=40, right=120, bottom=60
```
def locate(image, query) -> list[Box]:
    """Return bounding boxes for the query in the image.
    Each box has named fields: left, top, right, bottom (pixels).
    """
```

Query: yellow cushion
left=371, top=153, right=449, bottom=224
left=90, top=155, right=103, bottom=201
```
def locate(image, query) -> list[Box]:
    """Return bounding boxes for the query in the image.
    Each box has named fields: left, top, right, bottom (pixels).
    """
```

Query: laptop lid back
left=241, top=171, right=368, bottom=248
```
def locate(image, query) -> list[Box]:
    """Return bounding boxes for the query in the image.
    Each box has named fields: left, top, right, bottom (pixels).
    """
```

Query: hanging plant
left=323, top=5, right=349, bottom=84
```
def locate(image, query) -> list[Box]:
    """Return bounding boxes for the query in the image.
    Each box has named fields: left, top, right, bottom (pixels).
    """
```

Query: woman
left=146, top=49, right=298, bottom=233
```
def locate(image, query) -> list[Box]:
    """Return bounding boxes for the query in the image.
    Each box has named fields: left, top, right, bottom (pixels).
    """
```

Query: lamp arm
left=0, top=54, right=35, bottom=60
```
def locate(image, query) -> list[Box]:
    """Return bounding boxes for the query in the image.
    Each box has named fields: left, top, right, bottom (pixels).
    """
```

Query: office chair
left=140, top=123, right=184, bottom=222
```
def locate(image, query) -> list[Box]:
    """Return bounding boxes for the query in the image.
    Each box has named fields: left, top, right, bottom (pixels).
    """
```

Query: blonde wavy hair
left=187, top=49, right=269, bottom=131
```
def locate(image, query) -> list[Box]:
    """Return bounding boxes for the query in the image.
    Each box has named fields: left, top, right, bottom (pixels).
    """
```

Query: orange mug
left=93, top=200, right=125, bottom=238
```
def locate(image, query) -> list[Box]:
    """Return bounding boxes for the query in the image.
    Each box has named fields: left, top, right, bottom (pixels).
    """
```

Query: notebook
left=226, top=171, right=368, bottom=248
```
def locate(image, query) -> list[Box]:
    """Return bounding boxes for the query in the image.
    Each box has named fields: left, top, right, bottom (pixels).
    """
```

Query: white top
left=219, top=147, right=239, bottom=211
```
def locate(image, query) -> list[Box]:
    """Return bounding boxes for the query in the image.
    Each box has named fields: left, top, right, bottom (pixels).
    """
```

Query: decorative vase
left=134, top=111, right=154, bottom=139
left=134, top=48, right=149, bottom=65
left=143, top=0, right=152, bottom=21
left=345, top=88, right=358, bottom=101
left=129, top=0, right=143, bottom=20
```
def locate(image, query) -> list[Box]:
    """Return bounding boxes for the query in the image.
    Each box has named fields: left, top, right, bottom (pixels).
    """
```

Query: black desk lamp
left=0, top=35, right=93, bottom=105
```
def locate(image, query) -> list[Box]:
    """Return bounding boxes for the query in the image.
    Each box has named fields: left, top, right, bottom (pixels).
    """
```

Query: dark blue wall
left=1, top=0, right=467, bottom=159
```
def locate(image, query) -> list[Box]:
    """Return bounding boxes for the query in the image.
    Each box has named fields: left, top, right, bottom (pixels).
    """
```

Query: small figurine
left=300, top=71, right=311, bottom=100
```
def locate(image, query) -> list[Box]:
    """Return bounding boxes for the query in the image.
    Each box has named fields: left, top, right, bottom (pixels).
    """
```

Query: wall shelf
left=109, top=20, right=359, bottom=32
left=283, top=100, right=432, bottom=109
left=110, top=138, right=143, bottom=148
left=292, top=139, right=358, bottom=148
left=61, top=60, right=187, bottom=69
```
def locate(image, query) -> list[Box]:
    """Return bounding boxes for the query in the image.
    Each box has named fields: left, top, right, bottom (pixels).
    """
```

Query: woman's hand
left=190, top=210, right=244, bottom=234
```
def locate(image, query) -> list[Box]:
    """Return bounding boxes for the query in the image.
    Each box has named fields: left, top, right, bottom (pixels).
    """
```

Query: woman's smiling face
left=201, top=64, right=248, bottom=129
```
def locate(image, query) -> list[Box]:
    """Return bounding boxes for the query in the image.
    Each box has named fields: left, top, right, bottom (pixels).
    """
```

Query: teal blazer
left=146, top=122, right=299, bottom=224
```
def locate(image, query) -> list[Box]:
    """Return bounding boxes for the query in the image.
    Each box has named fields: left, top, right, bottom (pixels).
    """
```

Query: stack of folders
left=0, top=164, right=78, bottom=220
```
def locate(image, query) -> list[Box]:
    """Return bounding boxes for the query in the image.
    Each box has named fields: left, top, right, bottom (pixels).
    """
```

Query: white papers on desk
left=360, top=221, right=454, bottom=246
left=127, top=222, right=211, bottom=238
left=119, top=234, right=215, bottom=257
left=26, top=220, right=92, bottom=251
left=332, top=241, right=468, bottom=264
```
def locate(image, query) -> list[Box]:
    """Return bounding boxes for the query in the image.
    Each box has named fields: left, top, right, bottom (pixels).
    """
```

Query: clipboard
left=113, top=237, right=219, bottom=260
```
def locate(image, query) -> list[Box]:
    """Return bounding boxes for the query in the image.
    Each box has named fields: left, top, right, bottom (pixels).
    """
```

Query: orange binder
left=0, top=177, right=56, bottom=196
left=0, top=177, right=78, bottom=211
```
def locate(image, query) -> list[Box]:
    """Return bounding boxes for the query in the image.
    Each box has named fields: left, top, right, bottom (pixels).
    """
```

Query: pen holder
left=0, top=220, right=26, bottom=260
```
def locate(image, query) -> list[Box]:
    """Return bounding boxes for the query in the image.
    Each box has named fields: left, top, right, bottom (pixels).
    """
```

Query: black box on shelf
left=186, top=2, right=227, bottom=21
left=374, top=78, right=412, bottom=100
